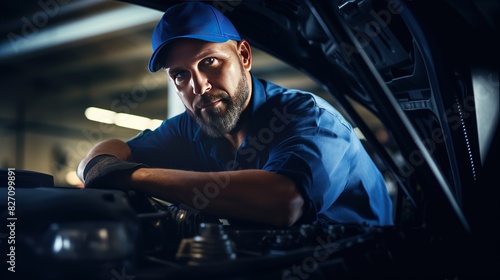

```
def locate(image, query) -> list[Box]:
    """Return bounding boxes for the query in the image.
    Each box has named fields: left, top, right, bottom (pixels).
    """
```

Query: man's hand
left=83, top=154, right=147, bottom=189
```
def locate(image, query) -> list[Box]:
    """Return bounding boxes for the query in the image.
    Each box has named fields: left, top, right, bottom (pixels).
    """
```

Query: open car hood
left=120, top=0, right=499, bottom=235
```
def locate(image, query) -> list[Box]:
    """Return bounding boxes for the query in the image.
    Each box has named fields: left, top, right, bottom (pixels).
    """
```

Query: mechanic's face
left=165, top=39, right=252, bottom=137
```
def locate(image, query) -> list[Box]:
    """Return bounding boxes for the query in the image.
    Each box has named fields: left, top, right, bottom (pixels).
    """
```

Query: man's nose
left=191, top=72, right=211, bottom=95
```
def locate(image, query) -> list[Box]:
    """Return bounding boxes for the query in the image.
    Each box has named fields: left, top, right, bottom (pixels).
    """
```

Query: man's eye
left=203, top=57, right=216, bottom=65
left=174, top=71, right=188, bottom=80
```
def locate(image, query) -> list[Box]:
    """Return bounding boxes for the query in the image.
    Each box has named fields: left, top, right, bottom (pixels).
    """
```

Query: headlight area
left=48, top=222, right=135, bottom=260
left=32, top=221, right=139, bottom=280
left=0, top=185, right=142, bottom=280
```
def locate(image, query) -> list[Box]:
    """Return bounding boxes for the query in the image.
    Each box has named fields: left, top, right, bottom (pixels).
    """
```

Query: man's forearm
left=77, top=139, right=133, bottom=182
left=77, top=140, right=304, bottom=226
left=129, top=168, right=304, bottom=227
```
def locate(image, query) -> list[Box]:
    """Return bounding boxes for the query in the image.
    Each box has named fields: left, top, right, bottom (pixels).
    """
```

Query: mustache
left=196, top=92, right=229, bottom=109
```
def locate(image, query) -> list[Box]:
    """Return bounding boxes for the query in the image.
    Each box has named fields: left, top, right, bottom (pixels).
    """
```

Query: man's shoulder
left=258, top=78, right=335, bottom=114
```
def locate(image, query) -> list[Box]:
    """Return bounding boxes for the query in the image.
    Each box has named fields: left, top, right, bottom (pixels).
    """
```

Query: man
left=77, top=2, right=393, bottom=227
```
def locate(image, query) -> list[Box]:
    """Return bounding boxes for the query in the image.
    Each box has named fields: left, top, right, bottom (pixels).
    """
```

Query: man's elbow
left=271, top=192, right=304, bottom=227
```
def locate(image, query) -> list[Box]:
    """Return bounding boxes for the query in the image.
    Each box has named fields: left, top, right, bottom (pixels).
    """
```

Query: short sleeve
left=261, top=102, right=353, bottom=224
left=126, top=113, right=201, bottom=170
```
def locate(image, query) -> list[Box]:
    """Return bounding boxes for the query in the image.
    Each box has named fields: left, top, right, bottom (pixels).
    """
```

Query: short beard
left=194, top=70, right=249, bottom=138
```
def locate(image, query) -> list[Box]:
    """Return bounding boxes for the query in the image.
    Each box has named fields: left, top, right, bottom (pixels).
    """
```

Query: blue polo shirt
left=127, top=74, right=393, bottom=226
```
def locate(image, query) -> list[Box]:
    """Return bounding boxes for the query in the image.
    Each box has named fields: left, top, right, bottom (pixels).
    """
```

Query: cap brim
left=148, top=35, right=232, bottom=72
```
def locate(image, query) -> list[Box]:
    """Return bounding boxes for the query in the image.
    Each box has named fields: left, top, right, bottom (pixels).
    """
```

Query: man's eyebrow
left=166, top=66, right=182, bottom=76
left=166, top=48, right=226, bottom=74
left=193, top=48, right=226, bottom=62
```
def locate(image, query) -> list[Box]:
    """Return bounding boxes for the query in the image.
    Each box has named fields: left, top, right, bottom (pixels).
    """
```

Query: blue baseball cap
left=148, top=2, right=241, bottom=72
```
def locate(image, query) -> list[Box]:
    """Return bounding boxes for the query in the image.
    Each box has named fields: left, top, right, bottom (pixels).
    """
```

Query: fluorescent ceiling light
left=85, top=106, right=162, bottom=131
left=0, top=5, right=162, bottom=59
left=354, top=127, right=366, bottom=140
left=115, top=113, right=152, bottom=131
left=84, top=107, right=115, bottom=124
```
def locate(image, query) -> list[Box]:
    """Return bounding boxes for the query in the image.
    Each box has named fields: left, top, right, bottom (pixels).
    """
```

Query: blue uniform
left=127, top=74, right=393, bottom=226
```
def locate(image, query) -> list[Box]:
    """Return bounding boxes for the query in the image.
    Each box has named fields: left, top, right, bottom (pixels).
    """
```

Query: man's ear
left=237, top=40, right=252, bottom=71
